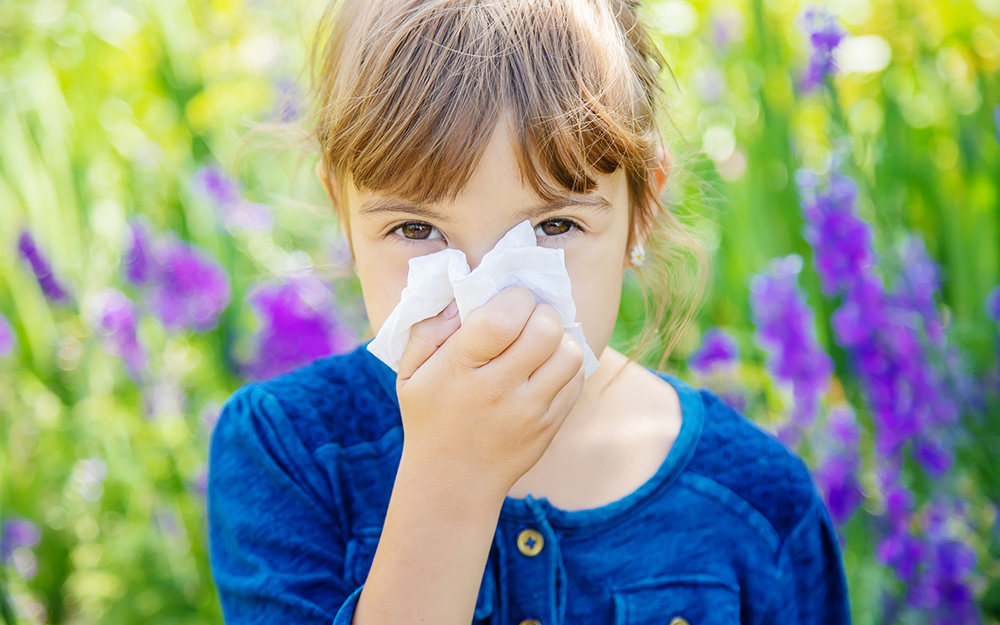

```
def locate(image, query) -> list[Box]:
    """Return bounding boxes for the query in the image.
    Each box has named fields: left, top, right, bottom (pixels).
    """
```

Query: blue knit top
left=207, top=340, right=852, bottom=624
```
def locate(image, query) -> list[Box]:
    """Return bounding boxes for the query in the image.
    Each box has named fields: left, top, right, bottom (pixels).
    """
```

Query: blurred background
left=1, top=0, right=999, bottom=623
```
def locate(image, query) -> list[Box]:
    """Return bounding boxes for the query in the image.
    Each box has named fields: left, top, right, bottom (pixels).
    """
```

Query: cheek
left=354, top=251, right=411, bottom=334
left=564, top=244, right=626, bottom=354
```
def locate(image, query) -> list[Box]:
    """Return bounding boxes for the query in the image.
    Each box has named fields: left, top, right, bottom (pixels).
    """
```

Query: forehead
left=346, top=121, right=624, bottom=221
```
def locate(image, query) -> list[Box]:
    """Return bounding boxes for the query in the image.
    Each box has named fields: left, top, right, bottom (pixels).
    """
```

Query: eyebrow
left=358, top=194, right=613, bottom=221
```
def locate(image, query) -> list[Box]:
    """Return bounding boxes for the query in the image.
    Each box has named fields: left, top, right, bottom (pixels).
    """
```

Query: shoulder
left=682, top=385, right=820, bottom=545
left=215, top=342, right=399, bottom=455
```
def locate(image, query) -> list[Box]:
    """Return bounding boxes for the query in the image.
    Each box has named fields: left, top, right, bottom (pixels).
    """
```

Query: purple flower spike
left=688, top=328, right=739, bottom=375
left=750, top=254, right=834, bottom=431
left=876, top=529, right=925, bottom=582
left=88, top=288, right=146, bottom=375
left=913, top=438, right=953, bottom=478
left=813, top=406, right=864, bottom=526
left=985, top=285, right=1000, bottom=323
left=798, top=163, right=962, bottom=467
left=125, top=221, right=152, bottom=285
left=1, top=518, right=41, bottom=562
left=799, top=6, right=847, bottom=91
left=815, top=453, right=864, bottom=525
left=146, top=237, right=231, bottom=332
left=797, top=169, right=873, bottom=295
left=0, top=314, right=15, bottom=357
left=18, top=230, right=70, bottom=304
left=192, top=165, right=273, bottom=234
left=242, top=275, right=355, bottom=380
left=192, top=165, right=240, bottom=206
left=894, top=236, right=946, bottom=345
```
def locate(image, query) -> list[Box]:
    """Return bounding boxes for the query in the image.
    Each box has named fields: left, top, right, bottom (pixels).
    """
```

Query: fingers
left=486, top=302, right=565, bottom=380
left=539, top=358, right=585, bottom=426
left=448, top=286, right=536, bottom=369
left=397, top=300, right=461, bottom=384
left=525, top=332, right=585, bottom=408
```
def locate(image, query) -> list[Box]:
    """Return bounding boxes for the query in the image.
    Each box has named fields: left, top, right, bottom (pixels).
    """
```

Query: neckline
left=358, top=339, right=705, bottom=531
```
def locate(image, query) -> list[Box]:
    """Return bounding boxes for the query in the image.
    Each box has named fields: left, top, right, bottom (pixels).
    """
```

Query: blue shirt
left=207, top=340, right=852, bottom=624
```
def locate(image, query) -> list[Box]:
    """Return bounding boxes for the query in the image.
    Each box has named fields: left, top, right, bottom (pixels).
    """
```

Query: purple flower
left=799, top=6, right=847, bottom=91
left=124, top=221, right=152, bottom=285
left=0, top=518, right=40, bottom=562
left=798, top=165, right=962, bottom=463
left=274, top=78, right=302, bottom=122
left=913, top=438, right=953, bottom=478
left=876, top=529, right=926, bottom=582
left=894, top=236, right=945, bottom=344
left=813, top=406, right=864, bottom=525
left=797, top=168, right=873, bottom=295
left=688, top=328, right=739, bottom=375
left=192, top=165, right=240, bottom=206
left=1, top=518, right=41, bottom=582
left=815, top=453, right=864, bottom=525
left=905, top=501, right=981, bottom=623
left=241, top=275, right=355, bottom=380
left=145, top=236, right=231, bottom=332
left=883, top=482, right=915, bottom=532
left=192, top=165, right=272, bottom=234
left=18, top=230, right=70, bottom=304
left=749, top=254, right=834, bottom=431
left=711, top=10, right=743, bottom=50
left=986, top=285, right=1000, bottom=322
left=0, top=313, right=15, bottom=357
left=88, top=288, right=146, bottom=375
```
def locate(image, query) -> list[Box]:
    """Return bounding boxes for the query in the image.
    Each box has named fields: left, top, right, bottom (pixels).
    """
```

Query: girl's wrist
left=397, top=443, right=512, bottom=517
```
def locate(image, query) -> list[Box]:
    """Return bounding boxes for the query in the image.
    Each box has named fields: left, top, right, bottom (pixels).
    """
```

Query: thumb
left=397, top=300, right=460, bottom=385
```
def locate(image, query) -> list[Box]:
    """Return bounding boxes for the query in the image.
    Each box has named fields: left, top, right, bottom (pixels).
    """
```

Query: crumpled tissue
left=367, top=219, right=600, bottom=378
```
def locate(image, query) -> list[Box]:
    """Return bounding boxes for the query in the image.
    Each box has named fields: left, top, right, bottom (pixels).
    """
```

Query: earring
left=629, top=244, right=645, bottom=267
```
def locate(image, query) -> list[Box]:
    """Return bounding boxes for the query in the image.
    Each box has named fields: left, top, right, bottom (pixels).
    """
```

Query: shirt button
left=516, top=528, right=544, bottom=557
left=519, top=620, right=542, bottom=625
left=669, top=618, right=690, bottom=625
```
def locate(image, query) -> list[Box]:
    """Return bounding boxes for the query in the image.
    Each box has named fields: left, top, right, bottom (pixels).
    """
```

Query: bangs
left=313, top=0, right=666, bottom=207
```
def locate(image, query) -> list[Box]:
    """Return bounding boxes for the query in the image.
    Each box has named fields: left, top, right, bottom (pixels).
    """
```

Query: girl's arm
left=353, top=287, right=585, bottom=624
left=350, top=445, right=507, bottom=624
left=208, top=384, right=362, bottom=624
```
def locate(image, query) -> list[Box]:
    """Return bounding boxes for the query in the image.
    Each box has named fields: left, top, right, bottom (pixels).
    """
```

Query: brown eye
left=536, top=219, right=573, bottom=236
left=393, top=222, right=442, bottom=241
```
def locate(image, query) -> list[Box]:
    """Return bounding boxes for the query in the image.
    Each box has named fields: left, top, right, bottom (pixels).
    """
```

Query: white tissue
left=367, top=219, right=600, bottom=378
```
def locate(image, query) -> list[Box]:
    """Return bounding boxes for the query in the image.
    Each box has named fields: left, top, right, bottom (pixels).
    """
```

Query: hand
left=395, top=286, right=586, bottom=492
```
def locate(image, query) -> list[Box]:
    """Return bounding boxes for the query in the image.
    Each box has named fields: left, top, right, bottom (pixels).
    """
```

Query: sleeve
left=763, top=494, right=853, bottom=625
left=207, top=384, right=364, bottom=625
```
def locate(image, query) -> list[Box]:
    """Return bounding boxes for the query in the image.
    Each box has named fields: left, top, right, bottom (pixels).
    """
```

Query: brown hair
left=308, top=0, right=708, bottom=372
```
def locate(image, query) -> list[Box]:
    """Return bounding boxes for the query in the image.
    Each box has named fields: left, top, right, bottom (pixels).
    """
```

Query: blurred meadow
left=1, top=0, right=999, bottom=623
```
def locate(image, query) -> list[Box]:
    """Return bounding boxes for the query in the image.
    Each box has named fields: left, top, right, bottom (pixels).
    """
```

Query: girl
left=207, top=0, right=853, bottom=623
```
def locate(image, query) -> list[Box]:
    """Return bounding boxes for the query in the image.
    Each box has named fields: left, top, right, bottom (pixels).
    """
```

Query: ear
left=317, top=161, right=343, bottom=216
left=652, top=144, right=672, bottom=197
left=317, top=161, right=356, bottom=261
left=626, top=146, right=672, bottom=269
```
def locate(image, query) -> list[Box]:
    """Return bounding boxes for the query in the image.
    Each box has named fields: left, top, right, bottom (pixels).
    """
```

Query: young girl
left=207, top=0, right=853, bottom=623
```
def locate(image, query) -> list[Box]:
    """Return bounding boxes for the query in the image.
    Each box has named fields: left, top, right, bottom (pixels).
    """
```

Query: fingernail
left=443, top=300, right=458, bottom=319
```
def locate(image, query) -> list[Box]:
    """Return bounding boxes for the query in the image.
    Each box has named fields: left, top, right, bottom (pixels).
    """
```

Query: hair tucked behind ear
left=306, top=0, right=708, bottom=373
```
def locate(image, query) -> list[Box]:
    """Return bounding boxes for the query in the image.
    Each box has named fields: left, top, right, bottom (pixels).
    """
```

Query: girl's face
left=326, top=122, right=636, bottom=362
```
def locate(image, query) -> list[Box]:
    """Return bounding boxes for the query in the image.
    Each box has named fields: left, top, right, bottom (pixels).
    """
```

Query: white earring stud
left=630, top=245, right=645, bottom=267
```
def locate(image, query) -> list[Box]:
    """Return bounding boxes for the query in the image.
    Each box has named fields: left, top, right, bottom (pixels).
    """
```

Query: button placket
left=500, top=495, right=563, bottom=625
